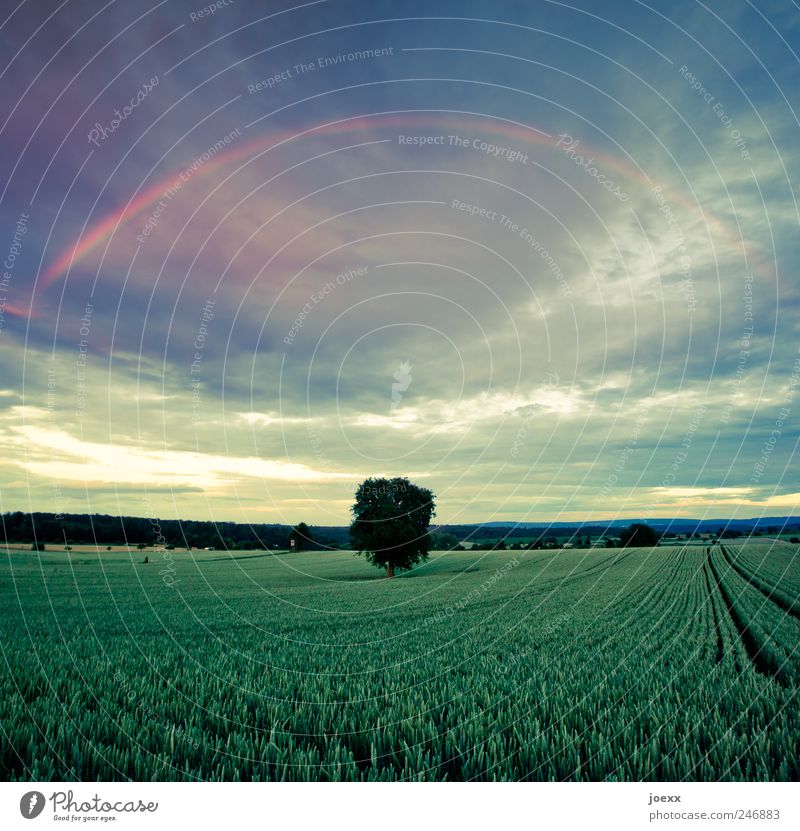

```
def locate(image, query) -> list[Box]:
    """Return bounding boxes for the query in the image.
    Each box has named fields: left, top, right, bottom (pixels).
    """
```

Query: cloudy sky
left=0, top=0, right=798, bottom=525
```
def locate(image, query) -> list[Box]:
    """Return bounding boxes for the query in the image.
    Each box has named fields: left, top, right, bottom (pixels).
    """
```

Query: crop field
left=1, top=542, right=798, bottom=781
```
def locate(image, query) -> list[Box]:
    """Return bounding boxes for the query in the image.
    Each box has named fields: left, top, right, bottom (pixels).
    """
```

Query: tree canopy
left=349, top=477, right=436, bottom=577
left=619, top=523, right=660, bottom=547
left=288, top=522, right=314, bottom=552
left=429, top=532, right=460, bottom=551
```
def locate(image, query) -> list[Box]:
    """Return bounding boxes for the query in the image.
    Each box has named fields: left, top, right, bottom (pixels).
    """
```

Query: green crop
left=1, top=542, right=797, bottom=781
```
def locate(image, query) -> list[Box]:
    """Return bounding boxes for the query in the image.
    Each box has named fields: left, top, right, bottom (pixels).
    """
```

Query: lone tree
left=288, top=522, right=314, bottom=552
left=619, top=523, right=660, bottom=548
left=349, top=477, right=436, bottom=577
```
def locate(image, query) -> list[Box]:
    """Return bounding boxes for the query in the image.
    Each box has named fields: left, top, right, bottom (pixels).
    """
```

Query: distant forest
left=0, top=512, right=345, bottom=551
left=2, top=512, right=797, bottom=552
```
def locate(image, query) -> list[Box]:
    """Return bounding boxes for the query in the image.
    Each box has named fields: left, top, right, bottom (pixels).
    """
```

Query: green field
left=1, top=542, right=798, bottom=781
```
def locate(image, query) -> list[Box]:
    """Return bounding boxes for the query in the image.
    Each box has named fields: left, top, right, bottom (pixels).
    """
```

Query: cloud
left=0, top=0, right=798, bottom=523
left=6, top=423, right=356, bottom=489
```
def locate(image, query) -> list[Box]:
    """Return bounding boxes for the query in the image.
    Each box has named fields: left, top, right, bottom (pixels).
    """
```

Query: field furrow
left=720, top=544, right=800, bottom=619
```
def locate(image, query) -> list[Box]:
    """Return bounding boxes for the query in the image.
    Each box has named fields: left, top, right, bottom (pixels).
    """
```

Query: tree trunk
left=386, top=562, right=395, bottom=578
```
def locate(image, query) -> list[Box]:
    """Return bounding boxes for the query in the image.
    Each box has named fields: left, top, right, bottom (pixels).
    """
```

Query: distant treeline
left=0, top=512, right=349, bottom=550
left=2, top=513, right=608, bottom=549
left=442, top=524, right=614, bottom=541
left=443, top=520, right=800, bottom=541
left=2, top=512, right=797, bottom=552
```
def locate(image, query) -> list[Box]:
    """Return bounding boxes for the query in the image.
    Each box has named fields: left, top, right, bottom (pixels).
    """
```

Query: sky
left=0, top=0, right=799, bottom=526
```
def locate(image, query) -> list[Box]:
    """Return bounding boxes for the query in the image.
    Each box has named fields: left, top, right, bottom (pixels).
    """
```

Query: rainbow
left=38, top=112, right=758, bottom=296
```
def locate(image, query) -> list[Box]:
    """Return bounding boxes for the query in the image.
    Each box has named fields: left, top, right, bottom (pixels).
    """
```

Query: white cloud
left=7, top=424, right=355, bottom=488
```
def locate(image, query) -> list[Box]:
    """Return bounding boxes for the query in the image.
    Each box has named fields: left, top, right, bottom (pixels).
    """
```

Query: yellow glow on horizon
left=12, top=426, right=355, bottom=488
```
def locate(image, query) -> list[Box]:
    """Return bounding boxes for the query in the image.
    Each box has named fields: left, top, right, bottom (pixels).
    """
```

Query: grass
left=1, top=542, right=798, bottom=781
